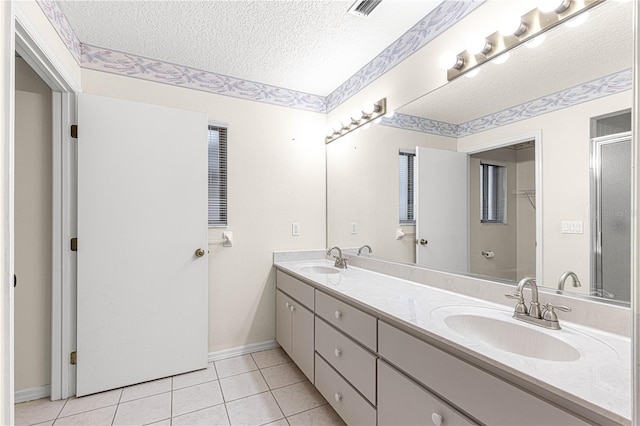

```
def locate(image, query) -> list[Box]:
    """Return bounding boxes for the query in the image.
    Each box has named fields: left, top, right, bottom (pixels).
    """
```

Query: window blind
left=399, top=150, right=416, bottom=224
left=481, top=163, right=506, bottom=223
left=208, top=125, right=227, bottom=227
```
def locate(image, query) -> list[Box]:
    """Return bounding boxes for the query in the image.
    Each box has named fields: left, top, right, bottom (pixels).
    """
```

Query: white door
left=76, top=93, right=208, bottom=396
left=416, top=147, right=469, bottom=272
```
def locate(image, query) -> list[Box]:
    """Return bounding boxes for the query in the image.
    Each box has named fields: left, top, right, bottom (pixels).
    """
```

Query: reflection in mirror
left=326, top=0, right=632, bottom=303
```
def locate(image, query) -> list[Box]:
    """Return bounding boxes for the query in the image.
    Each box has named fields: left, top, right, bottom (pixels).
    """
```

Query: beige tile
left=263, top=419, right=289, bottom=426
left=225, top=392, right=284, bottom=425
left=173, top=363, right=218, bottom=390
left=112, top=392, right=171, bottom=426
left=32, top=422, right=55, bottom=426
left=286, top=404, right=345, bottom=426
left=54, top=405, right=117, bottom=426
left=58, top=388, right=122, bottom=418
left=261, top=362, right=307, bottom=390
left=214, top=355, right=258, bottom=379
left=219, top=370, right=269, bottom=402
left=121, top=378, right=171, bottom=403
left=146, top=419, right=171, bottom=426
left=251, top=348, right=291, bottom=369
left=172, top=404, right=229, bottom=426
left=272, top=381, right=326, bottom=417
left=15, top=398, right=67, bottom=425
left=172, top=380, right=224, bottom=417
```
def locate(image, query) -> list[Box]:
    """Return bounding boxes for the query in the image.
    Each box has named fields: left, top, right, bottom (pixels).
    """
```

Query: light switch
left=292, top=222, right=300, bottom=236
left=350, top=222, right=358, bottom=235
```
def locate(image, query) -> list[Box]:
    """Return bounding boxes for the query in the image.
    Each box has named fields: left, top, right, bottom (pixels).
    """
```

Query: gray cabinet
left=378, top=359, right=472, bottom=426
left=275, top=272, right=315, bottom=383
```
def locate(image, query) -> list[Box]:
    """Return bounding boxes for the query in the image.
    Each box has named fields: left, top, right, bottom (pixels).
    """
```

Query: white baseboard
left=208, top=339, right=280, bottom=363
left=15, top=385, right=51, bottom=404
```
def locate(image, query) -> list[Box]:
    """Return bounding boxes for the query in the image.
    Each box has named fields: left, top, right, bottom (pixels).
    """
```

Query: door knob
left=419, top=239, right=428, bottom=246
left=195, top=248, right=205, bottom=257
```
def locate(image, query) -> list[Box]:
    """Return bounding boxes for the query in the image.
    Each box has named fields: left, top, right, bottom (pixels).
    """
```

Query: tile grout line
left=254, top=357, right=287, bottom=425
left=212, top=359, right=232, bottom=425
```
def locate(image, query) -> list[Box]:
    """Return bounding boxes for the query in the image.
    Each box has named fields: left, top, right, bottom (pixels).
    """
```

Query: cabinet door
left=378, top=359, right=461, bottom=426
left=291, top=303, right=314, bottom=383
left=276, top=290, right=292, bottom=355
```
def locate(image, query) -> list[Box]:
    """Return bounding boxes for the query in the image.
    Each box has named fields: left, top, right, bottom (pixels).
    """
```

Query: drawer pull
left=334, top=348, right=342, bottom=357
left=334, top=310, right=342, bottom=319
left=431, top=413, right=443, bottom=426
left=334, top=393, right=342, bottom=402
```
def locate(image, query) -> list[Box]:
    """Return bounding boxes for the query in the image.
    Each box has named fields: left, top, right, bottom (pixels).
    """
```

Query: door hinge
left=71, top=124, right=78, bottom=139
left=70, top=351, right=77, bottom=365
left=70, top=237, right=78, bottom=252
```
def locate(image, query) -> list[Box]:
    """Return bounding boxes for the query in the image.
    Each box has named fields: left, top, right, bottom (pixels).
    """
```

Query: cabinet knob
left=431, top=413, right=443, bottom=426
left=290, top=305, right=296, bottom=312
left=334, top=348, right=342, bottom=357
left=334, top=310, right=342, bottom=319
left=285, top=302, right=290, bottom=309
left=334, top=393, right=342, bottom=402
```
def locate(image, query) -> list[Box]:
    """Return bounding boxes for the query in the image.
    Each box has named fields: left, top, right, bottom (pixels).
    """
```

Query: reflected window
left=399, top=150, right=416, bottom=224
left=480, top=162, right=506, bottom=224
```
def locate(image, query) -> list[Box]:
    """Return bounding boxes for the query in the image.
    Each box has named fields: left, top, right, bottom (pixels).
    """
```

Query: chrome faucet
left=505, top=277, right=571, bottom=330
left=558, top=271, right=581, bottom=291
left=327, top=246, right=347, bottom=269
left=357, top=245, right=373, bottom=256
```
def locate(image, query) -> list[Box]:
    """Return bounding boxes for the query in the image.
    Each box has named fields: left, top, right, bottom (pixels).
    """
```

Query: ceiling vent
left=348, top=0, right=383, bottom=18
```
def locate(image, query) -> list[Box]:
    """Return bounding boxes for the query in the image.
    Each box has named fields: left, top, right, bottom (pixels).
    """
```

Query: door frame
left=458, top=130, right=543, bottom=283
left=6, top=4, right=80, bottom=413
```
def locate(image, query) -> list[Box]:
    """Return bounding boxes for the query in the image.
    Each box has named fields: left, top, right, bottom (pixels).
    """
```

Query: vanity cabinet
left=275, top=267, right=596, bottom=425
left=378, top=321, right=588, bottom=426
left=275, top=271, right=314, bottom=382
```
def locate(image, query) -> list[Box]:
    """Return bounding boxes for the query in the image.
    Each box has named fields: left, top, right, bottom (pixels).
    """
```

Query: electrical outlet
left=292, top=222, right=300, bottom=236
left=350, top=222, right=358, bottom=235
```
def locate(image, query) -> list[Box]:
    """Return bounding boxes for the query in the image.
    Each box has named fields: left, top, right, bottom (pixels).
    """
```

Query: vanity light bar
left=446, top=0, right=603, bottom=81
left=325, top=98, right=387, bottom=144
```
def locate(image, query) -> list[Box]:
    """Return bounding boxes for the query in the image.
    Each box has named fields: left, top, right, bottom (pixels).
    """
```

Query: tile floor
left=15, top=348, right=346, bottom=426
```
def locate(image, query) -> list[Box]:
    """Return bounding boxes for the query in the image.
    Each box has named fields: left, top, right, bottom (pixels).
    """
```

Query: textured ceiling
left=398, top=0, right=632, bottom=124
left=57, top=0, right=441, bottom=96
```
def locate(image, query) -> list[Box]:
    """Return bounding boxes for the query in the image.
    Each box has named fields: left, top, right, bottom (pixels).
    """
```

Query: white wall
left=81, top=69, right=326, bottom=352
left=327, top=124, right=455, bottom=264
left=459, top=91, right=632, bottom=293
left=14, top=57, right=52, bottom=392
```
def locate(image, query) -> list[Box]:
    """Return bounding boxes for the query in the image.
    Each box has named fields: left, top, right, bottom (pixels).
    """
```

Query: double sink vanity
left=274, top=250, right=631, bottom=425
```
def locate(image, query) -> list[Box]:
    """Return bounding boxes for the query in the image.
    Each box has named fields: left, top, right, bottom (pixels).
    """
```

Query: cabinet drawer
left=314, top=354, right=376, bottom=426
left=378, top=321, right=588, bottom=426
left=276, top=270, right=314, bottom=310
left=315, top=317, right=376, bottom=404
left=378, top=359, right=462, bottom=426
left=315, top=291, right=377, bottom=351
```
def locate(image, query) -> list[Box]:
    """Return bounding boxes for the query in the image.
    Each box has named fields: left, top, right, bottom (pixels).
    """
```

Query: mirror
left=326, top=0, right=633, bottom=303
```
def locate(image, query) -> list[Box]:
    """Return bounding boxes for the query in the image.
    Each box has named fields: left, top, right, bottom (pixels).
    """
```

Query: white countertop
left=274, top=258, right=631, bottom=424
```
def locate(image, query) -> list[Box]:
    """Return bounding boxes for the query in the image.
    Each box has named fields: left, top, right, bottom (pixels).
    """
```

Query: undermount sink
left=444, top=313, right=581, bottom=362
left=300, top=265, right=340, bottom=275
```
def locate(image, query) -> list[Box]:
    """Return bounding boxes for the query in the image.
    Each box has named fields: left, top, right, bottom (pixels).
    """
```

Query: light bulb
left=384, top=111, right=395, bottom=119
left=498, top=15, right=525, bottom=36
left=565, top=11, right=588, bottom=28
left=492, top=52, right=510, bottom=65
left=465, top=68, right=480, bottom=79
left=332, top=121, right=342, bottom=133
left=326, top=127, right=334, bottom=137
left=439, top=51, right=463, bottom=70
left=362, top=102, right=375, bottom=115
left=467, top=37, right=490, bottom=55
left=351, top=109, right=363, bottom=121
left=538, top=0, right=570, bottom=13
left=525, top=33, right=546, bottom=48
